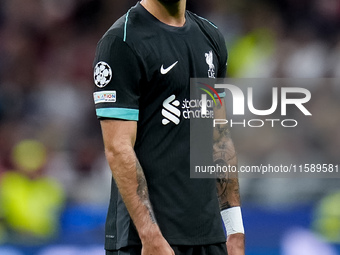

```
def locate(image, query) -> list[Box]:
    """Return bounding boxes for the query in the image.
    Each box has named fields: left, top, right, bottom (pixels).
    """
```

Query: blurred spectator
left=0, top=140, right=65, bottom=243
left=313, top=191, right=340, bottom=243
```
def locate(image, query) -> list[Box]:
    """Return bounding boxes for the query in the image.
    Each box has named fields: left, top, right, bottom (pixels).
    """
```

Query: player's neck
left=140, top=0, right=186, bottom=27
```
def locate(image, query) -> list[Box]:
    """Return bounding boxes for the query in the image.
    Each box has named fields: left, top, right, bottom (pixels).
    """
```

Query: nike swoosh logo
left=160, top=61, right=178, bottom=75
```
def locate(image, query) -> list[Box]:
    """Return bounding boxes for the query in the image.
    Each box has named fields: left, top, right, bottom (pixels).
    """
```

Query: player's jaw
left=158, top=0, right=181, bottom=3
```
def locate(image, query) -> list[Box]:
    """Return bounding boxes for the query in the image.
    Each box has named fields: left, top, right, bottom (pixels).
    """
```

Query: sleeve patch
left=94, top=61, right=112, bottom=88
left=93, top=91, right=116, bottom=104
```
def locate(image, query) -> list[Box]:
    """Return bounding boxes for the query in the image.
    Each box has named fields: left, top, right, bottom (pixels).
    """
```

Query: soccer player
left=93, top=0, right=245, bottom=254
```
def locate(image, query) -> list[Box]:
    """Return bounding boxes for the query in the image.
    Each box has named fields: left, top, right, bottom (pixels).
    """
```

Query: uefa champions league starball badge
left=94, top=61, right=112, bottom=88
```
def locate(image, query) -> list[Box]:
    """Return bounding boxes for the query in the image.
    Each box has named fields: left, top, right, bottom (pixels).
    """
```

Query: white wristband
left=221, top=206, right=245, bottom=236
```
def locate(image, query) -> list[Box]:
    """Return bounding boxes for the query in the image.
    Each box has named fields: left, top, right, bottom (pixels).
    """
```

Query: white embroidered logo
left=94, top=61, right=112, bottom=88
left=162, top=95, right=181, bottom=125
left=205, top=51, right=215, bottom=78
left=160, top=61, right=178, bottom=75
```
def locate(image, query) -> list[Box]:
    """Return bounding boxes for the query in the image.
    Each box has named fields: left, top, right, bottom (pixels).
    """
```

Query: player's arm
left=213, top=101, right=245, bottom=255
left=100, top=119, right=174, bottom=255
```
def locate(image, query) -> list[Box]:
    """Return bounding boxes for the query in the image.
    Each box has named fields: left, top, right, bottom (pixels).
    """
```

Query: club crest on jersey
left=94, top=61, right=112, bottom=88
left=205, top=50, right=215, bottom=78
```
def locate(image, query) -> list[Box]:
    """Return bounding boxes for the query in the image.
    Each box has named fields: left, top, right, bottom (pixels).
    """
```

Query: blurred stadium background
left=0, top=0, right=340, bottom=254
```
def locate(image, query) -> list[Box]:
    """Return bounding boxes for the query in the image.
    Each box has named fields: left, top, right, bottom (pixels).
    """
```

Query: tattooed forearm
left=217, top=122, right=229, bottom=137
left=216, top=171, right=232, bottom=210
left=213, top=111, right=241, bottom=209
left=136, top=160, right=157, bottom=224
left=216, top=175, right=240, bottom=210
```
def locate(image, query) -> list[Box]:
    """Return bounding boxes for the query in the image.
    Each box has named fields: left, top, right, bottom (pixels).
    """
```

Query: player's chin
left=158, top=0, right=181, bottom=3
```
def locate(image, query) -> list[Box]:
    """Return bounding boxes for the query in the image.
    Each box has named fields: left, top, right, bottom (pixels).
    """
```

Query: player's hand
left=226, top=233, right=245, bottom=255
left=141, top=233, right=175, bottom=255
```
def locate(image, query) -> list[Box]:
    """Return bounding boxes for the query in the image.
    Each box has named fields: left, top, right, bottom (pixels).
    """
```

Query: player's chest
left=142, top=35, right=220, bottom=89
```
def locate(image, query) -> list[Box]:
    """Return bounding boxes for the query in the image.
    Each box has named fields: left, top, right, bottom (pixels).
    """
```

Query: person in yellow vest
left=0, top=139, right=64, bottom=243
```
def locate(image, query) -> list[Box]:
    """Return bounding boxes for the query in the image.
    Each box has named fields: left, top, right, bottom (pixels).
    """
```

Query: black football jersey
left=93, top=2, right=228, bottom=250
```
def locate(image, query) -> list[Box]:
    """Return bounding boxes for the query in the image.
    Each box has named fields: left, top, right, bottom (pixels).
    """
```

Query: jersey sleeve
left=93, top=35, right=141, bottom=121
left=217, top=31, right=228, bottom=98
left=217, top=31, right=228, bottom=79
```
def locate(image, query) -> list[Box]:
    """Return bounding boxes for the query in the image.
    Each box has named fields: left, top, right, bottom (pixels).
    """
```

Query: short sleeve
left=217, top=32, right=228, bottom=79
left=217, top=32, right=228, bottom=98
left=93, top=35, right=141, bottom=121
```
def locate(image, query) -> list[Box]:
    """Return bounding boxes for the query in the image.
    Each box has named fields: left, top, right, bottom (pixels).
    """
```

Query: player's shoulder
left=187, top=11, right=223, bottom=39
left=187, top=11, right=227, bottom=56
left=101, top=15, right=125, bottom=40
left=99, top=3, right=149, bottom=48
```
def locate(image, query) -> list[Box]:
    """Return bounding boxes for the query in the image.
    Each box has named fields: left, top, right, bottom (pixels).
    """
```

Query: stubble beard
left=158, top=0, right=181, bottom=3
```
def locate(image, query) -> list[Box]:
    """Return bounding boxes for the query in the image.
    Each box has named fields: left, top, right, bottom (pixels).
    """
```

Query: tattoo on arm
left=216, top=175, right=240, bottom=210
left=213, top=121, right=241, bottom=210
left=136, top=160, right=157, bottom=224
left=216, top=176, right=232, bottom=209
